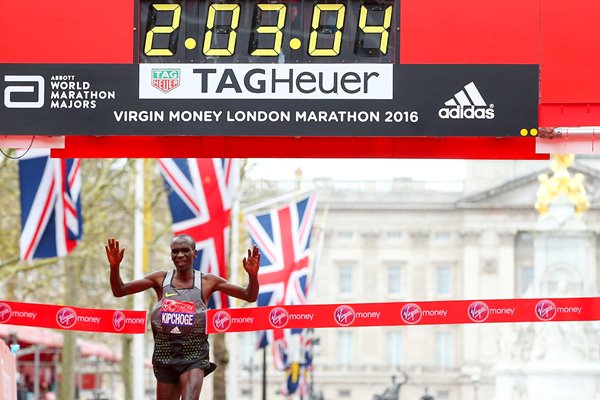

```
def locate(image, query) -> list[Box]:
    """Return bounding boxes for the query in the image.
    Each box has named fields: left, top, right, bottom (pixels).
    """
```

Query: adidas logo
left=438, top=82, right=495, bottom=120
left=170, top=326, right=181, bottom=334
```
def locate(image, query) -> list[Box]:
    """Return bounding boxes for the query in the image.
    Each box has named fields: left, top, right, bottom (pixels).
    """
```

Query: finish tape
left=1, top=297, right=593, bottom=335
left=0, top=300, right=146, bottom=334
left=207, top=297, right=595, bottom=333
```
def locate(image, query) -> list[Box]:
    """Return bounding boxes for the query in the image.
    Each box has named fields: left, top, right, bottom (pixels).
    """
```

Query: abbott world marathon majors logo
left=3, top=75, right=45, bottom=108
left=438, top=82, right=495, bottom=120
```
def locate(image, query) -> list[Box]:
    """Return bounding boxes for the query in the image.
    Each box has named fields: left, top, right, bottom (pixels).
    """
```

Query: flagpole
left=262, top=346, right=267, bottom=400
left=228, top=159, right=241, bottom=400
left=133, top=159, right=145, bottom=399
left=242, top=188, right=314, bottom=214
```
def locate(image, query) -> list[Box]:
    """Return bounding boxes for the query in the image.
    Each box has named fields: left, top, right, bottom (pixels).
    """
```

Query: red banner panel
left=540, top=0, right=600, bottom=104
left=207, top=297, right=600, bottom=333
left=0, top=1, right=133, bottom=63
left=400, top=0, right=539, bottom=64
left=0, top=301, right=146, bottom=334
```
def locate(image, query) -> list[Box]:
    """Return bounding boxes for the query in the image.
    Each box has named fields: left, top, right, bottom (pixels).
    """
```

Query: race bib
left=161, top=299, right=195, bottom=328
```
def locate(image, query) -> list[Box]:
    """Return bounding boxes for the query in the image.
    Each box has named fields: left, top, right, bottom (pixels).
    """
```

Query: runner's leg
left=179, top=368, right=205, bottom=400
left=156, top=382, right=181, bottom=400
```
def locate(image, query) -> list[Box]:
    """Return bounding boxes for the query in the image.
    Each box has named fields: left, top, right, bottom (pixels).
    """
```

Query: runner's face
left=170, top=238, right=196, bottom=269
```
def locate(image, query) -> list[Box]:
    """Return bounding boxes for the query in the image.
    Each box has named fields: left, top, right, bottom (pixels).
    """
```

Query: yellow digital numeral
left=251, top=4, right=287, bottom=56
left=358, top=4, right=393, bottom=53
left=203, top=3, right=241, bottom=56
left=144, top=4, right=182, bottom=57
left=308, top=4, right=346, bottom=57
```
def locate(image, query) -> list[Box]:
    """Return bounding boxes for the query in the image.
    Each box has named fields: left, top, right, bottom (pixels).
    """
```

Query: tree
left=0, top=156, right=174, bottom=399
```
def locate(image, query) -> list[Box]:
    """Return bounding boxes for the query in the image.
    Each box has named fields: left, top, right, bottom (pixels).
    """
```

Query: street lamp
left=420, top=387, right=434, bottom=400
left=470, top=374, right=480, bottom=400
left=309, top=333, right=321, bottom=400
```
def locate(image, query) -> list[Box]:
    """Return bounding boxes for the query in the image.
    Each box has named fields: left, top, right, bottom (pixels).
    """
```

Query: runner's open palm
left=243, top=246, right=260, bottom=277
left=105, top=238, right=125, bottom=267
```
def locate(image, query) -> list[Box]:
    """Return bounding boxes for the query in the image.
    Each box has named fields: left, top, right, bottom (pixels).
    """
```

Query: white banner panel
left=139, top=64, right=393, bottom=99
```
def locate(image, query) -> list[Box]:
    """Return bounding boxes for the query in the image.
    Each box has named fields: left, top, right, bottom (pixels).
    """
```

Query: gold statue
left=535, top=154, right=589, bottom=215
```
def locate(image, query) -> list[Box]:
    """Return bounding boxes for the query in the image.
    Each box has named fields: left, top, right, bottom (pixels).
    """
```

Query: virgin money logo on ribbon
left=401, top=303, right=422, bottom=324
left=0, top=303, right=12, bottom=324
left=56, top=307, right=77, bottom=329
left=113, top=310, right=126, bottom=332
left=334, top=305, right=355, bottom=326
left=535, top=299, right=557, bottom=321
left=468, top=301, right=489, bottom=322
left=269, top=307, right=289, bottom=329
left=213, top=311, right=232, bottom=332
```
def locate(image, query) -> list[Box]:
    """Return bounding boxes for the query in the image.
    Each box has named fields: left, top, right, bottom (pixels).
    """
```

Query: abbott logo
left=438, top=82, right=494, bottom=120
left=4, top=75, right=45, bottom=108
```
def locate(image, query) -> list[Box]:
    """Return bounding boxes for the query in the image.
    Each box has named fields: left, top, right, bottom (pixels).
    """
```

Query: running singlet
left=150, top=270, right=211, bottom=367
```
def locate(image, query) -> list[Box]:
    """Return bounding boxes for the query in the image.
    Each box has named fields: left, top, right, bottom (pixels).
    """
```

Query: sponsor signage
left=206, top=297, right=594, bottom=333
left=0, top=64, right=538, bottom=136
left=0, top=300, right=146, bottom=334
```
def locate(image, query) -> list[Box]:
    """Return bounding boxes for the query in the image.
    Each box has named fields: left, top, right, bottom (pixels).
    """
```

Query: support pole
left=262, top=347, right=267, bottom=400
left=133, top=159, right=145, bottom=399
left=227, top=160, right=241, bottom=400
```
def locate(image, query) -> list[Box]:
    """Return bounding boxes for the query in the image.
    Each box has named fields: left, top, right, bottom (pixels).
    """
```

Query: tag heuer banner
left=0, top=64, right=538, bottom=136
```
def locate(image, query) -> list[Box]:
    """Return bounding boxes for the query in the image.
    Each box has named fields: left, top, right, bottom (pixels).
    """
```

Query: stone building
left=232, top=157, right=600, bottom=400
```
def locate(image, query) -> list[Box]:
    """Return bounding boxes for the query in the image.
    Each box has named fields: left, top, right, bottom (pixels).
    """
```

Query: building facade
left=232, top=158, right=600, bottom=400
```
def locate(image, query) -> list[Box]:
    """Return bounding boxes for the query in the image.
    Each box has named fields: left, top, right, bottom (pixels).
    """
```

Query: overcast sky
left=246, top=158, right=466, bottom=181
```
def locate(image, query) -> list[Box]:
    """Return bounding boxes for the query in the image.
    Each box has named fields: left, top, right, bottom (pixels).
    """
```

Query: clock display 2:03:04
left=139, top=0, right=397, bottom=63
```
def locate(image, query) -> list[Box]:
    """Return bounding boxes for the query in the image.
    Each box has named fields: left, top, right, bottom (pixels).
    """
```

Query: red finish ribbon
left=1, top=297, right=594, bottom=335
left=206, top=297, right=597, bottom=333
left=0, top=300, right=146, bottom=334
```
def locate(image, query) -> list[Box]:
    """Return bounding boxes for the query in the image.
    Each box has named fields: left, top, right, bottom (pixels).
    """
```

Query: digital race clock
left=139, top=0, right=397, bottom=63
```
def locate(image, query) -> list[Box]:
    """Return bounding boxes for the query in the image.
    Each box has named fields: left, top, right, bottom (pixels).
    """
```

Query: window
left=519, top=265, right=533, bottom=295
left=387, top=265, right=402, bottom=295
left=240, top=332, right=255, bottom=367
left=337, top=231, right=353, bottom=239
left=386, top=331, right=403, bottom=367
left=339, top=265, right=353, bottom=294
left=386, top=231, right=402, bottom=239
left=434, top=231, right=451, bottom=241
left=337, top=331, right=353, bottom=366
left=436, top=266, right=452, bottom=296
left=435, top=331, right=453, bottom=367
left=436, top=390, right=450, bottom=400
left=338, top=389, right=352, bottom=398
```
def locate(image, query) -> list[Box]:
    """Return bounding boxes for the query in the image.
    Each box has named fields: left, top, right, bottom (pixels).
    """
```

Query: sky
left=246, top=158, right=466, bottom=181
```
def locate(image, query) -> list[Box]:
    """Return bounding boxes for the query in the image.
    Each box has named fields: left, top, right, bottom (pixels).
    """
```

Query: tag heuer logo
left=151, top=69, right=180, bottom=93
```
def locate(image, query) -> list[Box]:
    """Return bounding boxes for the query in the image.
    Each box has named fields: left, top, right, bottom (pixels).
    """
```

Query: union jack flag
left=18, top=150, right=82, bottom=261
left=278, top=330, right=314, bottom=395
left=158, top=158, right=237, bottom=309
left=245, top=192, right=318, bottom=347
